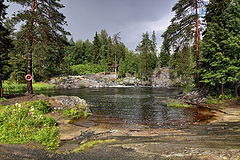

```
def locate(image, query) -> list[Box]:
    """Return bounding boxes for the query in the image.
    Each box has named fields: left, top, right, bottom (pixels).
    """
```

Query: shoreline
left=0, top=93, right=239, bottom=159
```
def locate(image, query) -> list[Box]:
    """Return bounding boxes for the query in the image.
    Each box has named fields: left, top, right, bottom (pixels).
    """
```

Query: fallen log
left=185, top=101, right=228, bottom=114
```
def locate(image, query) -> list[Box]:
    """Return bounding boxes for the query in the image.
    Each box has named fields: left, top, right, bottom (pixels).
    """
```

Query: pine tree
left=8, top=0, right=69, bottom=93
left=162, top=0, right=206, bottom=84
left=162, top=0, right=205, bottom=50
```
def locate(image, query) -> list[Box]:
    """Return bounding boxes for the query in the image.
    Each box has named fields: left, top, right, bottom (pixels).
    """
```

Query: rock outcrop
left=151, top=67, right=173, bottom=88
left=49, top=96, right=91, bottom=113
left=49, top=68, right=174, bottom=89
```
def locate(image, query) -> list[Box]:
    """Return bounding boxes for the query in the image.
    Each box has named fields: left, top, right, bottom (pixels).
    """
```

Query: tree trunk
left=145, top=45, right=148, bottom=80
left=27, top=0, right=35, bottom=94
left=140, top=53, right=142, bottom=77
left=235, top=83, right=239, bottom=97
left=221, top=83, right=224, bottom=96
left=0, top=71, right=2, bottom=98
left=114, top=37, right=117, bottom=81
left=8, top=49, right=10, bottom=63
left=38, top=61, right=41, bottom=77
left=195, top=0, right=200, bottom=87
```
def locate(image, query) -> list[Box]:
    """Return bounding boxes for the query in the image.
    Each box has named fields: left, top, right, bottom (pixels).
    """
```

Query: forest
left=0, top=0, right=239, bottom=96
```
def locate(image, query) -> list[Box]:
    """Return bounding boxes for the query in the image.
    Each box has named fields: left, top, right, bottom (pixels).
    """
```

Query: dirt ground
left=0, top=94, right=240, bottom=160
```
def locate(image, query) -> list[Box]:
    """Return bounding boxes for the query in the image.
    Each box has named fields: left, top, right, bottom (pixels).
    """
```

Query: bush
left=63, top=104, right=92, bottom=120
left=0, top=101, right=60, bottom=150
left=70, top=63, right=107, bottom=75
left=205, top=96, right=224, bottom=105
left=0, top=97, right=6, bottom=102
left=63, top=108, right=83, bottom=119
left=30, top=100, right=51, bottom=114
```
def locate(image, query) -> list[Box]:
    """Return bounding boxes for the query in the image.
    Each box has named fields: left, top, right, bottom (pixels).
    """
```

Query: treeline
left=0, top=0, right=239, bottom=96
left=161, top=0, right=240, bottom=96
left=9, top=29, right=158, bottom=82
left=0, top=0, right=158, bottom=87
left=61, top=30, right=158, bottom=80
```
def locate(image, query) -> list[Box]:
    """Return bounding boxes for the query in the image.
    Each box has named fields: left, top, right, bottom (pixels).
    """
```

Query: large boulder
left=151, top=67, right=173, bottom=88
left=49, top=96, right=91, bottom=113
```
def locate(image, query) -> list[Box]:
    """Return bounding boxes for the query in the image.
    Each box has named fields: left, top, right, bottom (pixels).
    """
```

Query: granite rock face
left=151, top=67, right=173, bottom=88
left=49, top=68, right=175, bottom=89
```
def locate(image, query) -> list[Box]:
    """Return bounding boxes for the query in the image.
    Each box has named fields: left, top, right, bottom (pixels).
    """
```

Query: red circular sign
left=25, top=74, right=32, bottom=81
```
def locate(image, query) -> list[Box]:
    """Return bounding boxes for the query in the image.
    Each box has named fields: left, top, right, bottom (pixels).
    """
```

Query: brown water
left=43, top=87, right=210, bottom=129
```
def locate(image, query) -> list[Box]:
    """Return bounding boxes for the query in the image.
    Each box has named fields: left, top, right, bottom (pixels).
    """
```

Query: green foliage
left=206, top=94, right=239, bottom=105
left=205, top=96, right=223, bottom=105
left=161, top=0, right=205, bottom=52
left=170, top=45, right=195, bottom=89
left=0, top=97, right=6, bottom=102
left=7, top=0, right=70, bottom=84
left=63, top=108, right=83, bottom=119
left=0, top=1, right=13, bottom=79
left=136, top=32, right=158, bottom=80
left=0, top=101, right=60, bottom=150
left=167, top=100, right=191, bottom=108
left=70, top=63, right=103, bottom=75
left=2, top=82, right=55, bottom=94
left=79, top=84, right=85, bottom=88
left=63, top=104, right=91, bottom=120
left=99, top=59, right=109, bottom=74
left=2, top=81, right=26, bottom=93
left=29, top=100, right=51, bottom=114
left=118, top=51, right=139, bottom=77
left=201, top=0, right=240, bottom=96
left=159, top=49, right=170, bottom=67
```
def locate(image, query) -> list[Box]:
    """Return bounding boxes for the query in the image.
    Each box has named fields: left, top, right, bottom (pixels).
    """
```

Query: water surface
left=42, top=87, right=206, bottom=129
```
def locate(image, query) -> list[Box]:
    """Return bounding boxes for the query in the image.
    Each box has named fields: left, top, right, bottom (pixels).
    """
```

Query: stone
left=150, top=67, right=173, bottom=88
left=49, top=96, right=91, bottom=113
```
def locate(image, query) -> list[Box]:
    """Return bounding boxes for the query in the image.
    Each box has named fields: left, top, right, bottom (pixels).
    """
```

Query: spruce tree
left=136, top=32, right=157, bottom=80
left=0, top=0, right=12, bottom=94
left=201, top=0, right=239, bottom=96
left=92, top=32, right=101, bottom=64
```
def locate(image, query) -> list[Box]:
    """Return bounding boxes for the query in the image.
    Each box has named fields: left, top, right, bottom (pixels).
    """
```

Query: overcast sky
left=6, top=0, right=177, bottom=50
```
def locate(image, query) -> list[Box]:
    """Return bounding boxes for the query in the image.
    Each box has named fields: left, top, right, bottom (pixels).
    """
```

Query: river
left=38, top=87, right=209, bottom=129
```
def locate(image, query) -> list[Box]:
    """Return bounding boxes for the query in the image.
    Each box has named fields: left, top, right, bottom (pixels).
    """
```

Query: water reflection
left=42, top=87, right=204, bottom=129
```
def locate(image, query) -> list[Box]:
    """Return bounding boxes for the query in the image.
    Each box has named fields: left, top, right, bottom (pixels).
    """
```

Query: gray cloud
left=6, top=0, right=178, bottom=50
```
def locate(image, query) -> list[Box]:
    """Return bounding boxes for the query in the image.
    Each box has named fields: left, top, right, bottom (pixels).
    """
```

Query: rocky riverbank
left=0, top=98, right=239, bottom=160
left=49, top=67, right=174, bottom=89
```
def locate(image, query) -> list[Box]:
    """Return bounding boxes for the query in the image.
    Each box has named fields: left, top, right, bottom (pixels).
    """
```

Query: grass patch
left=73, top=139, right=116, bottom=153
left=167, top=100, right=191, bottom=108
left=0, top=100, right=60, bottom=150
left=2, top=82, right=55, bottom=94
left=33, top=83, right=56, bottom=90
